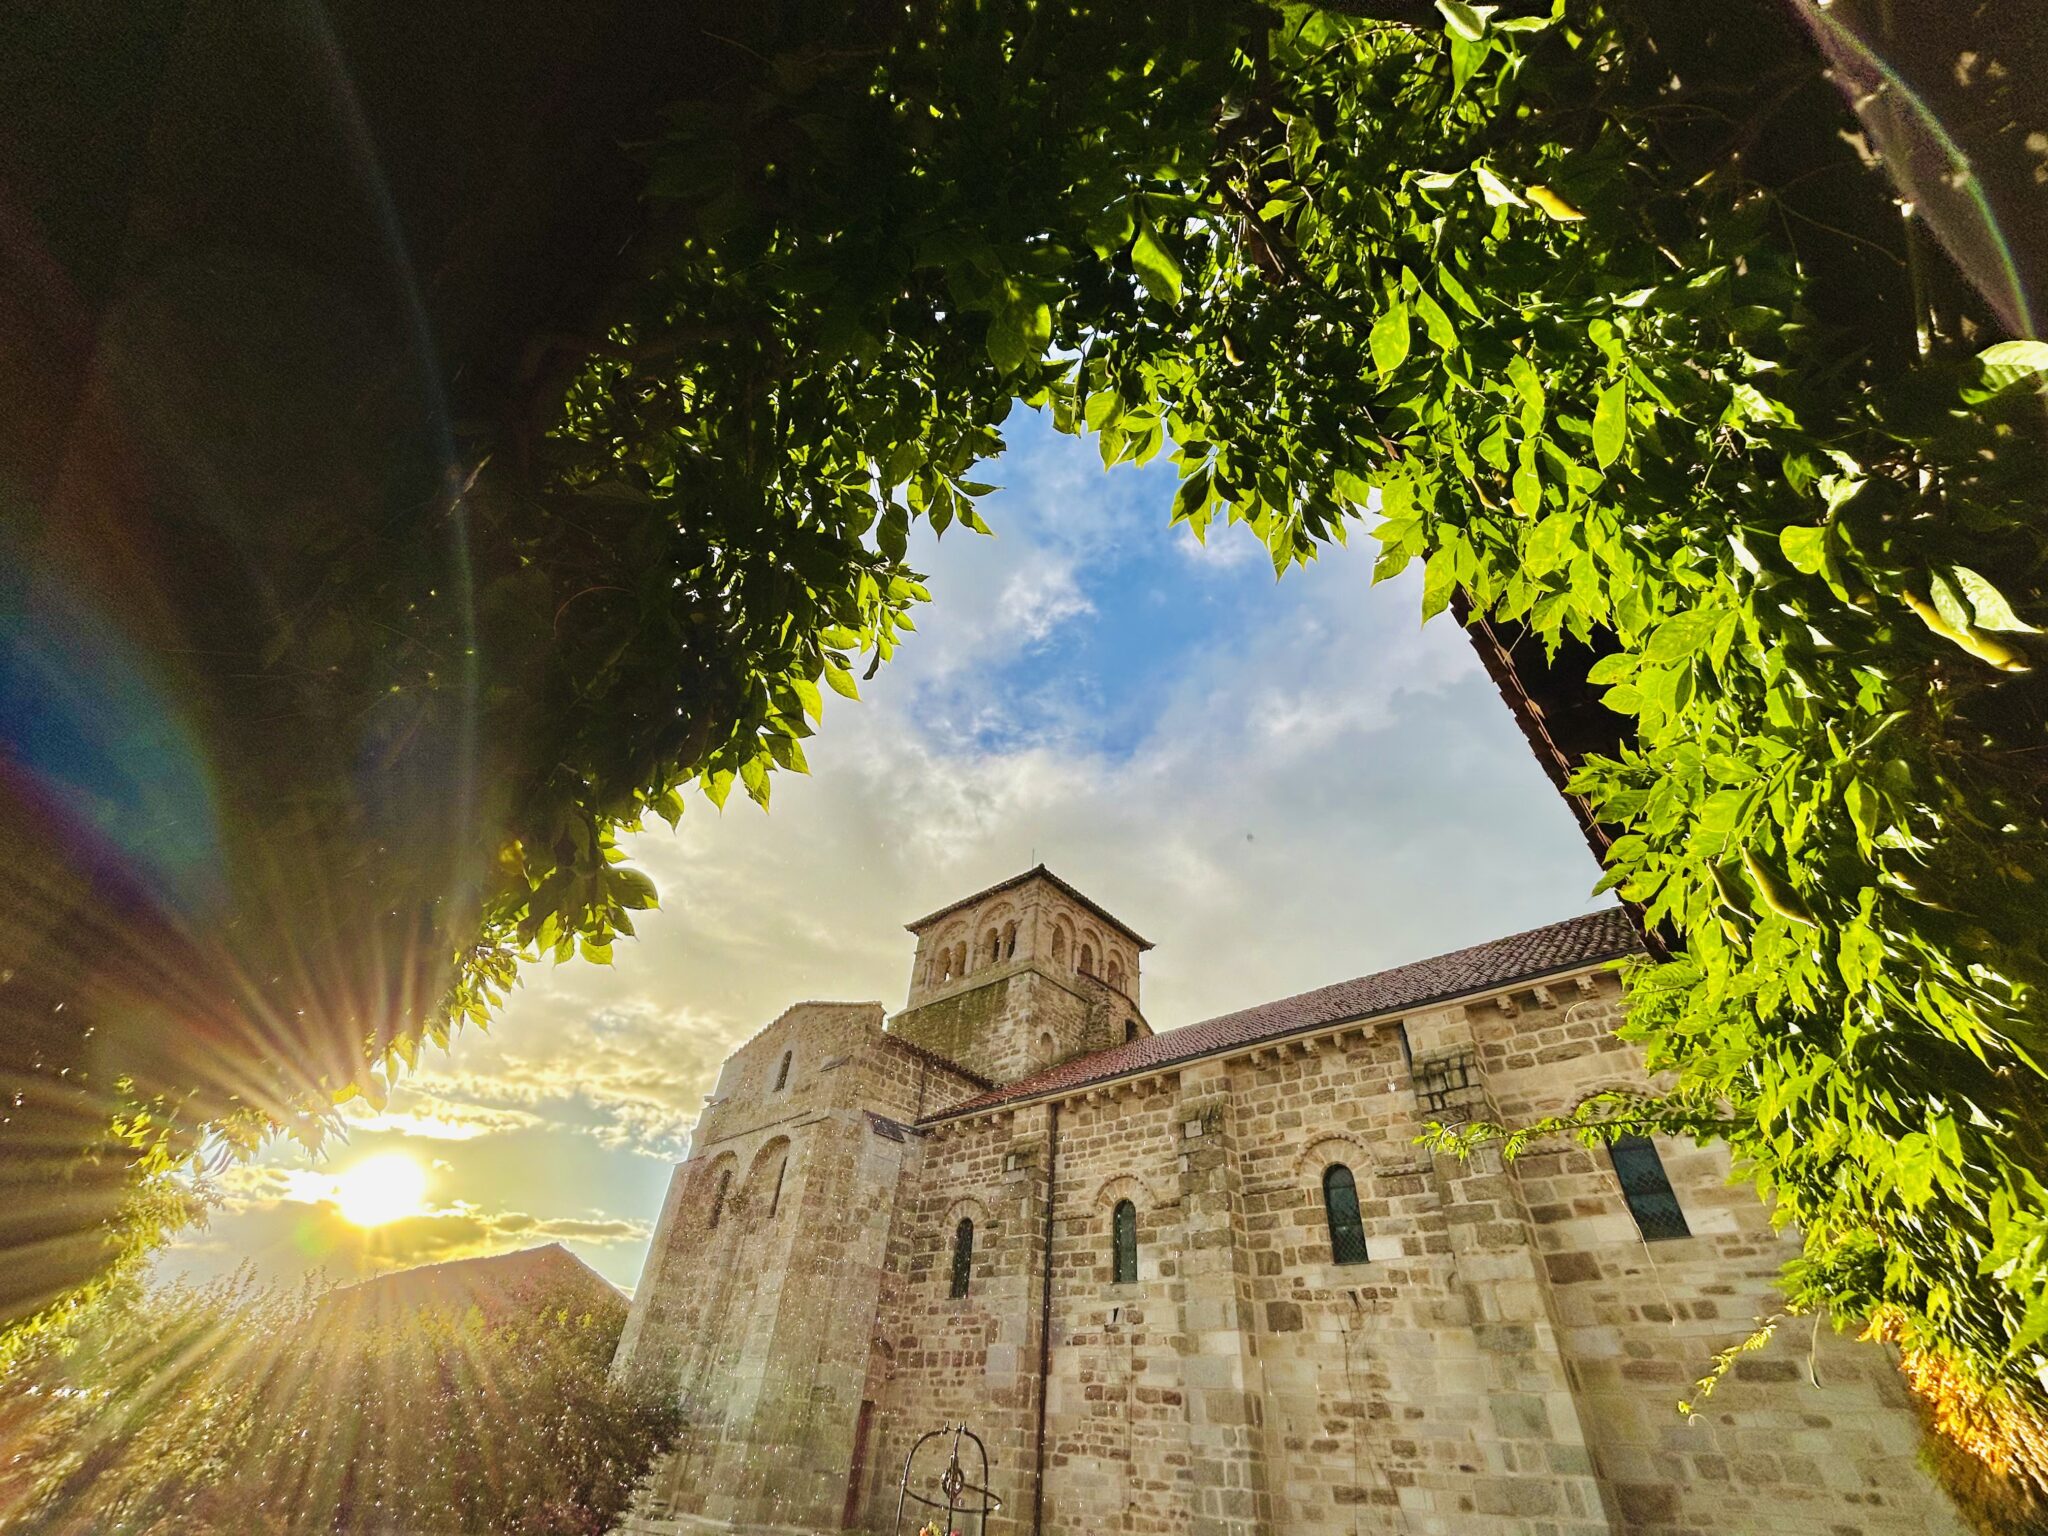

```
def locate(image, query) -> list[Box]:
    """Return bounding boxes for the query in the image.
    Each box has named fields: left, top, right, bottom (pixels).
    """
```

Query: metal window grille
left=1322, top=1164, right=1370, bottom=1265
left=1112, top=1199, right=1137, bottom=1284
left=1610, top=1134, right=1691, bottom=1241
left=950, top=1218, right=973, bottom=1299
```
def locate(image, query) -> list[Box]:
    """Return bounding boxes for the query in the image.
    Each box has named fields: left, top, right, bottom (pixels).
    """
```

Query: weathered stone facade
left=614, top=870, right=1960, bottom=1536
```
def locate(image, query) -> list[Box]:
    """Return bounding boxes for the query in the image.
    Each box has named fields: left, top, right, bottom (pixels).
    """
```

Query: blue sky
left=166, top=410, right=1608, bottom=1292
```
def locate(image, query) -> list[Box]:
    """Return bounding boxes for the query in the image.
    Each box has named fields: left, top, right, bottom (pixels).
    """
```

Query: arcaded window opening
left=950, top=1217, right=974, bottom=1299
left=1322, top=1164, right=1369, bottom=1265
left=1610, top=1135, right=1691, bottom=1241
left=1112, top=1199, right=1138, bottom=1284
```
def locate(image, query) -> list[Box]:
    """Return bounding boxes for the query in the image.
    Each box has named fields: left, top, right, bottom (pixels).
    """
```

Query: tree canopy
left=6, top=0, right=2048, bottom=1489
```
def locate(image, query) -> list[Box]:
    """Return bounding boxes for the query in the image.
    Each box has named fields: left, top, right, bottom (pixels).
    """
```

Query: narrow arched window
left=709, top=1169, right=732, bottom=1229
left=1323, top=1164, right=1369, bottom=1265
left=1107, top=959, right=1124, bottom=991
left=985, top=928, right=1000, bottom=964
left=1079, top=943, right=1095, bottom=977
left=1051, top=930, right=1067, bottom=965
left=1610, top=1135, right=1690, bottom=1241
left=950, top=1218, right=974, bottom=1298
left=774, top=1050, right=792, bottom=1092
left=1112, top=1200, right=1138, bottom=1284
left=1125, top=1019, right=1139, bottom=1043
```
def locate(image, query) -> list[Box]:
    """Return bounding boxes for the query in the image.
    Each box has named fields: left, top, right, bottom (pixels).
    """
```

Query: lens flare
left=332, top=1153, right=428, bottom=1228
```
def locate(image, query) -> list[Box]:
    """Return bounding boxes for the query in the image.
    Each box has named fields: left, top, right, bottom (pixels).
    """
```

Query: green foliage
left=580, top=0, right=2048, bottom=1420
left=13, top=0, right=2048, bottom=1439
left=0, top=1270, right=676, bottom=1535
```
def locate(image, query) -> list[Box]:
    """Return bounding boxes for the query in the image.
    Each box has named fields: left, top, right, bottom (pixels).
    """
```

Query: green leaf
left=1435, top=0, right=1493, bottom=40
left=822, top=661, right=860, bottom=700
left=1131, top=214, right=1184, bottom=305
left=1370, top=302, right=1412, bottom=377
left=1779, top=525, right=1827, bottom=576
left=1592, top=380, right=1626, bottom=468
left=1413, top=286, right=1460, bottom=353
left=1929, top=571, right=1974, bottom=634
left=1511, top=461, right=1541, bottom=517
left=1952, top=565, right=2039, bottom=634
left=1976, top=339, right=2048, bottom=394
left=1475, top=164, right=1524, bottom=208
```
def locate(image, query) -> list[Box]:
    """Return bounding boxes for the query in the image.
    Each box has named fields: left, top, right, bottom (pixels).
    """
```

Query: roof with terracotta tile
left=921, top=907, right=1643, bottom=1121
left=904, top=865, right=1153, bottom=950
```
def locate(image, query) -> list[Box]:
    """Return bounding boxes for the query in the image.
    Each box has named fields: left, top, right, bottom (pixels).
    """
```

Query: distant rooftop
left=926, top=907, right=1641, bottom=1120
left=904, top=864, right=1153, bottom=950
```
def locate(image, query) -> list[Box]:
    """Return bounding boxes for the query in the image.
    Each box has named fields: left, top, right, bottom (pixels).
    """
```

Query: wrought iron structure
left=893, top=1424, right=1001, bottom=1536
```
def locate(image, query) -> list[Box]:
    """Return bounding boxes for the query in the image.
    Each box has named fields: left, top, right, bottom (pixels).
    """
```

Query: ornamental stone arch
left=1092, top=1170, right=1170, bottom=1213
left=1291, top=1131, right=1376, bottom=1182
left=939, top=1193, right=993, bottom=1242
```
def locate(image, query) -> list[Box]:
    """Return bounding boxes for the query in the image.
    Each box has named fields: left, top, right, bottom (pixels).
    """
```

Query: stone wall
left=853, top=964, right=1961, bottom=1536
left=616, top=940, right=1962, bottom=1536
left=613, top=1002, right=983, bottom=1533
left=889, top=965, right=1132, bottom=1086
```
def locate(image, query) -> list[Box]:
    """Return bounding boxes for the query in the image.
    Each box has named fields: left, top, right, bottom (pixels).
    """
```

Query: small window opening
left=769, top=1158, right=788, bottom=1217
left=708, top=1169, right=732, bottom=1229
left=986, top=928, right=1001, bottom=964
left=1323, top=1164, right=1369, bottom=1265
left=1107, top=959, right=1124, bottom=991
left=1079, top=943, right=1095, bottom=977
left=774, top=1050, right=792, bottom=1092
left=1051, top=930, right=1067, bottom=966
left=1610, top=1135, right=1690, bottom=1241
left=1112, top=1199, right=1138, bottom=1284
left=1125, top=1020, right=1139, bottom=1043
left=950, top=1218, right=974, bottom=1299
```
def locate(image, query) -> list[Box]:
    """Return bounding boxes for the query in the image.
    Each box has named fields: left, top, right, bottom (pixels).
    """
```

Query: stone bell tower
left=887, top=865, right=1152, bottom=1085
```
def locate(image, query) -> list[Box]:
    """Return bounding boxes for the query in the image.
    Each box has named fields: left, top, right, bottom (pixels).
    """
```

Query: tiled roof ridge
left=922, top=907, right=1642, bottom=1121
left=903, top=864, right=1154, bottom=950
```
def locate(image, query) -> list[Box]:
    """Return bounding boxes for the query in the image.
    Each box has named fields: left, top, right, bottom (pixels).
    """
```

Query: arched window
left=708, top=1169, right=732, bottom=1229
left=950, top=1218, right=974, bottom=1299
left=1051, top=930, right=1067, bottom=966
left=1079, top=943, right=1095, bottom=977
left=1323, top=1164, right=1369, bottom=1265
left=1112, top=1200, right=1138, bottom=1284
left=1125, top=1019, right=1140, bottom=1043
left=986, top=927, right=1002, bottom=964
left=1107, top=959, right=1124, bottom=991
left=1610, top=1135, right=1690, bottom=1241
left=773, top=1050, right=793, bottom=1092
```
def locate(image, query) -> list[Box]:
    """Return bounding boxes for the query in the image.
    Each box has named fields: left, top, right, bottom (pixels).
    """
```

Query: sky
left=162, top=411, right=1607, bottom=1293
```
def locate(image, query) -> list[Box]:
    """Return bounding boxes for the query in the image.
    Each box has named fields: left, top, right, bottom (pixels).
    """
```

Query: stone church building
left=612, top=868, right=1958, bottom=1536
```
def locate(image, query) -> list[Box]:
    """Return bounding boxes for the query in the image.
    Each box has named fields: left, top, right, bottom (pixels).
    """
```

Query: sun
left=333, top=1152, right=429, bottom=1228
